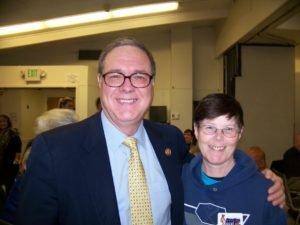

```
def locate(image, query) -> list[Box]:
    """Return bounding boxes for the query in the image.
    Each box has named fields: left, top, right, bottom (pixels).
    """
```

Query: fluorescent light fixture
left=0, top=1, right=178, bottom=36
left=111, top=2, right=179, bottom=18
left=0, top=22, right=45, bottom=36
left=45, top=11, right=111, bottom=28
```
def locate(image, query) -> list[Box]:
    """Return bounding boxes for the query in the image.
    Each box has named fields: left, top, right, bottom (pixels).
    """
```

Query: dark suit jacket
left=16, top=113, right=191, bottom=225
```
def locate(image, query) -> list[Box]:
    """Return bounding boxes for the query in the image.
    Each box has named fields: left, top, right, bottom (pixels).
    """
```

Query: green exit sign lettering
left=25, top=69, right=41, bottom=81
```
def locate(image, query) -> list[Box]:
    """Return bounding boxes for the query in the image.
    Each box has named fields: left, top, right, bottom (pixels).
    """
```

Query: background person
left=247, top=145, right=267, bottom=171
left=1, top=108, right=79, bottom=224
left=183, top=129, right=199, bottom=156
left=34, top=108, right=79, bottom=134
left=57, top=97, right=75, bottom=110
left=0, top=115, right=21, bottom=199
left=183, top=93, right=287, bottom=225
left=283, top=133, right=300, bottom=178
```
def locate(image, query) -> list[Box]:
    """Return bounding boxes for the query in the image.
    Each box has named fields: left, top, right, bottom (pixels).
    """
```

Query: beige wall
left=216, top=0, right=294, bottom=55
left=193, top=26, right=223, bottom=99
left=0, top=66, right=90, bottom=148
left=0, top=65, right=89, bottom=118
left=236, top=46, right=295, bottom=166
left=170, top=26, right=193, bottom=129
left=0, top=26, right=298, bottom=160
left=296, top=46, right=300, bottom=134
left=0, top=27, right=224, bottom=133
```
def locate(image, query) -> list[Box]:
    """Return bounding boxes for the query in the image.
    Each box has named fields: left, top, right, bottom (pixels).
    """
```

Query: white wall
left=236, top=45, right=295, bottom=166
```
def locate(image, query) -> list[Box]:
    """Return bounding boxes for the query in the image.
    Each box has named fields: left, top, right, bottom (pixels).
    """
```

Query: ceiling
left=0, top=0, right=232, bottom=26
left=0, top=0, right=300, bottom=51
left=245, top=3, right=300, bottom=45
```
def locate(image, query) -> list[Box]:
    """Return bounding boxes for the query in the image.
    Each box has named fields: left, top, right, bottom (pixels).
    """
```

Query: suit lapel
left=79, top=114, right=121, bottom=225
left=144, top=120, right=184, bottom=225
left=145, top=126, right=174, bottom=180
left=144, top=120, right=179, bottom=184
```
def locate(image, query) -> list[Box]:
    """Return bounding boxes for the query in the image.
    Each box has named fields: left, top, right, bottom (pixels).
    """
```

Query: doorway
left=0, top=88, right=75, bottom=150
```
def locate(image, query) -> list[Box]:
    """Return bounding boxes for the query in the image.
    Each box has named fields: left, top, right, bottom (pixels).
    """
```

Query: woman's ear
left=193, top=123, right=199, bottom=140
left=238, top=127, right=244, bottom=139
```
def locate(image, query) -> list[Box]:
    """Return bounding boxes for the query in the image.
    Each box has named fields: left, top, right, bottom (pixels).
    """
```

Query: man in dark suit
left=16, top=37, right=285, bottom=225
left=283, top=133, right=300, bottom=178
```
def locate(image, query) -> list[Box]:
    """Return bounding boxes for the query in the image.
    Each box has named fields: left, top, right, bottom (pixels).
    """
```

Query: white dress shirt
left=101, top=112, right=171, bottom=225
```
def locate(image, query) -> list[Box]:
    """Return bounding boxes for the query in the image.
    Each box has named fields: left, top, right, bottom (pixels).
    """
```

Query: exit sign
left=25, top=69, right=41, bottom=81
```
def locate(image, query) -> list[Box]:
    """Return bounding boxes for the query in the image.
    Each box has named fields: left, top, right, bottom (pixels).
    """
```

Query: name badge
left=217, top=212, right=250, bottom=225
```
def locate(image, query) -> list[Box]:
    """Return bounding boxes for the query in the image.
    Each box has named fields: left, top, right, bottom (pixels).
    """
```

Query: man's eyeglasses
left=102, top=72, right=153, bottom=88
left=200, top=125, right=240, bottom=138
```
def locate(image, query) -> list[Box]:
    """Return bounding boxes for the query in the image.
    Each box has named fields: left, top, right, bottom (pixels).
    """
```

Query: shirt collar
left=101, top=111, right=145, bottom=150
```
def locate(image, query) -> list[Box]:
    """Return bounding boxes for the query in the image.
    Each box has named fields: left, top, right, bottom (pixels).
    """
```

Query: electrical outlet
left=171, top=112, right=180, bottom=120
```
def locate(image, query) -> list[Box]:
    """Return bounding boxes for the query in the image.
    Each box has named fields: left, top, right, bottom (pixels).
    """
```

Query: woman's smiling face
left=194, top=115, right=242, bottom=168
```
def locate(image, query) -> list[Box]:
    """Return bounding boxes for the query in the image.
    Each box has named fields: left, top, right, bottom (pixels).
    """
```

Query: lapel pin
left=165, top=148, right=172, bottom=157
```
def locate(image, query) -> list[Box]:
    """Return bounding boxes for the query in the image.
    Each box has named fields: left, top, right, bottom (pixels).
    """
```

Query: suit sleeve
left=262, top=199, right=287, bottom=225
left=16, top=135, right=58, bottom=225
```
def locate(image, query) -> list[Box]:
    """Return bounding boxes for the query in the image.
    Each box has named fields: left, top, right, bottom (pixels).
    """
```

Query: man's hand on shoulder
left=262, top=168, right=285, bottom=208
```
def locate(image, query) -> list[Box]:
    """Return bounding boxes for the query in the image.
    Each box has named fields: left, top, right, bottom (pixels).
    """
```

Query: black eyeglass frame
left=101, top=71, right=154, bottom=88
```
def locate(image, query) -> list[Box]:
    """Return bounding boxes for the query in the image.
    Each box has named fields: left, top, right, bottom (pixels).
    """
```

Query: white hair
left=35, top=108, right=79, bottom=134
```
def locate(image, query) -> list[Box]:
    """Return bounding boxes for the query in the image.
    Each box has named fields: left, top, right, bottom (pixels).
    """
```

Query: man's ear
left=97, top=74, right=103, bottom=86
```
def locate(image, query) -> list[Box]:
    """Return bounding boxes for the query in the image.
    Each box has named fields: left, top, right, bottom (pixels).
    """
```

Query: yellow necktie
left=123, top=137, right=153, bottom=225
